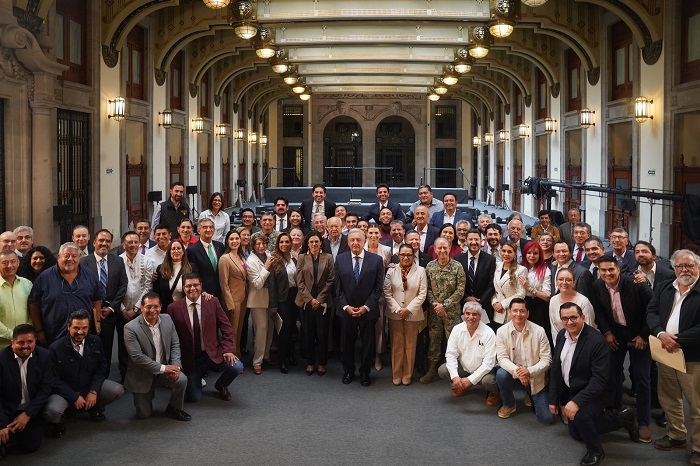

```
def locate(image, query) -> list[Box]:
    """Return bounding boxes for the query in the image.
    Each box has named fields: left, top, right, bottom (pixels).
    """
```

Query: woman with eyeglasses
left=519, top=241, right=552, bottom=336
left=384, top=244, right=427, bottom=385
left=153, top=239, right=198, bottom=311
left=538, top=232, right=556, bottom=266
left=548, top=268, right=596, bottom=346
left=199, top=192, right=230, bottom=243
left=18, top=246, right=57, bottom=282
left=219, top=230, right=247, bottom=357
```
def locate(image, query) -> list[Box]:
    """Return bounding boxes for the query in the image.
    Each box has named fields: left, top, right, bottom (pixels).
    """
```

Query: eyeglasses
left=560, top=315, right=580, bottom=323
left=674, top=263, right=697, bottom=271
left=510, top=309, right=528, bottom=315
left=398, top=253, right=414, bottom=258
left=170, top=247, right=183, bottom=252
left=609, top=235, right=627, bottom=240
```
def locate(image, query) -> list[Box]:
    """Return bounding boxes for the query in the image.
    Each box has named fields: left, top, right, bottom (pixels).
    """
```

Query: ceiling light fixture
left=469, top=26, right=492, bottom=59
left=203, top=0, right=230, bottom=9
left=230, top=1, right=258, bottom=39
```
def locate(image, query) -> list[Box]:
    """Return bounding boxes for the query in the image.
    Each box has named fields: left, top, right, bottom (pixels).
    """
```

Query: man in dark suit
left=72, top=225, right=94, bottom=257
left=572, top=222, right=591, bottom=263
left=400, top=231, right=432, bottom=268
left=123, top=292, right=190, bottom=421
left=382, top=220, right=406, bottom=256
left=335, top=229, right=385, bottom=387
left=646, top=249, right=700, bottom=461
left=186, top=218, right=224, bottom=297
left=559, top=208, right=590, bottom=246
left=454, top=228, right=496, bottom=322
left=0, top=325, right=54, bottom=457
left=167, top=273, right=242, bottom=403
left=301, top=184, right=336, bottom=229
left=273, top=196, right=290, bottom=232
left=500, top=218, right=528, bottom=263
left=549, top=302, right=638, bottom=466
left=323, top=216, right=349, bottom=261
left=116, top=219, right=156, bottom=255
left=80, top=229, right=128, bottom=377
left=589, top=255, right=654, bottom=443
left=581, top=236, right=607, bottom=280
left=428, top=192, right=473, bottom=229
left=365, top=183, right=406, bottom=224
left=633, top=241, right=675, bottom=290
left=605, top=228, right=637, bottom=276
left=45, top=310, right=124, bottom=436
left=550, top=241, right=594, bottom=298
left=411, top=205, right=440, bottom=254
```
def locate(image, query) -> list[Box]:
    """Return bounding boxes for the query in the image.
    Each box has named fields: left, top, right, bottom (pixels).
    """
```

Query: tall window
left=283, top=104, right=303, bottom=137
left=435, top=148, right=456, bottom=187
left=611, top=21, right=633, bottom=101
left=199, top=70, right=210, bottom=118
left=567, top=49, right=582, bottom=111
left=537, top=69, right=547, bottom=119
left=435, top=105, right=456, bottom=139
left=169, top=51, right=183, bottom=110
left=126, top=26, right=144, bottom=100
left=55, top=0, right=88, bottom=84
left=682, top=0, right=700, bottom=83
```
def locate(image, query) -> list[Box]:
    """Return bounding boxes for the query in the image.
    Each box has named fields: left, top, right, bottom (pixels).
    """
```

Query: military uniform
left=263, top=230, right=279, bottom=252
left=425, top=259, right=466, bottom=365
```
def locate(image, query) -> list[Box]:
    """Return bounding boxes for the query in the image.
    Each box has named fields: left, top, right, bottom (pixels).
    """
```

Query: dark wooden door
left=57, top=109, right=90, bottom=242
left=673, top=157, right=700, bottom=253
left=607, top=165, right=632, bottom=232
left=564, top=165, right=582, bottom=213
left=126, top=161, right=146, bottom=224
left=200, top=163, right=210, bottom=208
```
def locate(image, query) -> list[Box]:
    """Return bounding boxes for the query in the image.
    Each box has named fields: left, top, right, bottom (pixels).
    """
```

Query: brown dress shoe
left=253, top=364, right=262, bottom=375
left=451, top=385, right=466, bottom=398
left=217, top=385, right=232, bottom=401
left=486, top=392, right=500, bottom=406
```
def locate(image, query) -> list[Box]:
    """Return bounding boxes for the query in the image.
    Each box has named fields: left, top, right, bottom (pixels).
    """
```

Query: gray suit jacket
left=123, top=314, right=181, bottom=393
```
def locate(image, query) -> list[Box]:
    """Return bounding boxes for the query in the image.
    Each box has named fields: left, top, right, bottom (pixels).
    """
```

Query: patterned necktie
left=278, top=219, right=284, bottom=231
left=467, top=256, right=475, bottom=293
left=592, top=266, right=599, bottom=279
left=207, top=244, right=217, bottom=270
left=353, top=256, right=360, bottom=283
left=141, top=245, right=146, bottom=255
left=191, top=303, right=202, bottom=354
left=99, top=258, right=108, bottom=298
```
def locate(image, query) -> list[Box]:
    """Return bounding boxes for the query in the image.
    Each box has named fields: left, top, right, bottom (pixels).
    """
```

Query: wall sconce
left=158, top=109, right=172, bottom=128
left=484, top=133, right=493, bottom=143
left=233, top=128, right=245, bottom=140
left=192, top=117, right=205, bottom=133
left=473, top=135, right=481, bottom=147
left=580, top=108, right=595, bottom=128
left=499, top=129, right=509, bottom=141
left=259, top=135, right=268, bottom=145
left=634, top=97, right=653, bottom=123
left=215, top=124, right=229, bottom=137
left=248, top=132, right=258, bottom=144
left=544, top=118, right=557, bottom=134
left=517, top=124, right=529, bottom=138
left=108, top=97, right=125, bottom=121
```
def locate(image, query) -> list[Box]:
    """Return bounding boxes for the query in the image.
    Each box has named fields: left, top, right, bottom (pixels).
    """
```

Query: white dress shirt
left=144, top=316, right=166, bottom=373
left=560, top=328, right=582, bottom=387
left=186, top=297, right=205, bottom=350
left=445, top=321, right=496, bottom=385
left=146, top=245, right=167, bottom=267
left=665, top=278, right=698, bottom=336
left=15, top=352, right=32, bottom=410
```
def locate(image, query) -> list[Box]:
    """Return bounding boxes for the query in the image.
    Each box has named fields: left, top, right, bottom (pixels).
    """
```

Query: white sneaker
left=201, top=378, right=207, bottom=387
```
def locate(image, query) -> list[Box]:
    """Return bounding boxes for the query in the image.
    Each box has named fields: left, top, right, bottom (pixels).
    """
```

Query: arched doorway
left=323, top=116, right=362, bottom=187
left=375, top=116, right=415, bottom=186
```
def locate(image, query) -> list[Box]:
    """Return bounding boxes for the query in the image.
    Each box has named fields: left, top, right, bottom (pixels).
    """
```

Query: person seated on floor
left=495, top=298, right=555, bottom=424
left=45, top=309, right=125, bottom=437
left=438, top=301, right=499, bottom=405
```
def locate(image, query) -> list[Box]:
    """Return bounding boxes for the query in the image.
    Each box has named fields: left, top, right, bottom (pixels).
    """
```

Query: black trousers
left=340, top=315, right=377, bottom=375
left=303, top=303, right=332, bottom=366
left=276, top=287, right=297, bottom=364
left=4, top=410, right=44, bottom=453
left=99, top=312, right=129, bottom=379
left=567, top=398, right=624, bottom=454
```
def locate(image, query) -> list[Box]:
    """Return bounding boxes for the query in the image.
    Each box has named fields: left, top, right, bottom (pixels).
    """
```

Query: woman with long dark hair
left=519, top=241, right=552, bottom=333
left=491, top=241, right=527, bottom=327
left=153, top=239, right=197, bottom=310
left=17, top=246, right=57, bottom=282
left=268, top=232, right=298, bottom=373
left=219, top=230, right=247, bottom=357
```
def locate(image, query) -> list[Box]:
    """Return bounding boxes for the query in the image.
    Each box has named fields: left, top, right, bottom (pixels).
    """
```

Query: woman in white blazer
left=245, top=232, right=273, bottom=375
left=384, top=244, right=428, bottom=385
left=491, top=241, right=527, bottom=327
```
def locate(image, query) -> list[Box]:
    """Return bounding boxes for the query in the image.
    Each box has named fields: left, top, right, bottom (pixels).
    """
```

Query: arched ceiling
left=82, top=0, right=664, bottom=107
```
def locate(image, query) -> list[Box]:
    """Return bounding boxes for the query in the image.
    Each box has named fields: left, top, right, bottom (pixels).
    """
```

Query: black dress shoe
left=279, top=363, right=289, bottom=374
left=216, top=385, right=232, bottom=401
left=165, top=404, right=192, bottom=422
left=89, top=409, right=106, bottom=422
left=360, top=373, right=371, bottom=387
left=50, top=420, right=67, bottom=438
left=580, top=450, right=605, bottom=466
left=655, top=412, right=668, bottom=428
left=342, top=372, right=354, bottom=384
left=618, top=407, right=639, bottom=442
left=288, top=356, right=298, bottom=366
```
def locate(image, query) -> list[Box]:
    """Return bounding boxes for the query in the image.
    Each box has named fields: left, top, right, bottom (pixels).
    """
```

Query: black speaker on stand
left=186, top=185, right=199, bottom=218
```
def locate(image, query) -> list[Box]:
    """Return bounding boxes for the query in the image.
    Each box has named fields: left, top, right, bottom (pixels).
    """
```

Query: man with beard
left=377, top=207, right=394, bottom=242
left=482, top=224, right=503, bottom=262
left=151, top=182, right=191, bottom=238
left=12, top=227, right=33, bottom=258
left=582, top=237, right=607, bottom=280
left=365, top=184, right=406, bottom=224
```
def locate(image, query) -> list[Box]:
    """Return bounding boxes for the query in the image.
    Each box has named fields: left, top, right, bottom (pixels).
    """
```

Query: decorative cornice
left=1, top=25, right=67, bottom=75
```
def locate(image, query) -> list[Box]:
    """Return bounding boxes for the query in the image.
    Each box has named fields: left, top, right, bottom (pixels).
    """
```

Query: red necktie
left=575, top=247, right=583, bottom=262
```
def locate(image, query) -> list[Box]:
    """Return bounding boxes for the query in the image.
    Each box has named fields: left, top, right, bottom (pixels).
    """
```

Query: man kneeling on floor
left=495, top=298, right=556, bottom=424
left=438, top=302, right=499, bottom=406
left=46, top=309, right=124, bottom=437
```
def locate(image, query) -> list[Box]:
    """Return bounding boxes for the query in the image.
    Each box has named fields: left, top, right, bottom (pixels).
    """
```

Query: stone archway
left=323, top=116, right=362, bottom=187
left=375, top=116, right=416, bottom=187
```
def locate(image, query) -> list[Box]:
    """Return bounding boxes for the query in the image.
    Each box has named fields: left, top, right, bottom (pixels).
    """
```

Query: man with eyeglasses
left=605, top=228, right=638, bottom=276
left=549, top=302, right=639, bottom=466
left=12, top=226, right=34, bottom=258
left=647, top=250, right=700, bottom=464
left=589, top=255, right=654, bottom=443
left=239, top=208, right=261, bottom=234
left=29, top=242, right=103, bottom=346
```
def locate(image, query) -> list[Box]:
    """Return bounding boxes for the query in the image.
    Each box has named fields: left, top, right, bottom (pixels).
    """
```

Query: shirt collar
left=143, top=315, right=160, bottom=328
left=200, top=239, right=211, bottom=248
left=605, top=279, right=620, bottom=293
left=14, top=352, right=33, bottom=363
left=353, top=251, right=365, bottom=260
left=186, top=296, right=203, bottom=308
left=565, top=326, right=584, bottom=343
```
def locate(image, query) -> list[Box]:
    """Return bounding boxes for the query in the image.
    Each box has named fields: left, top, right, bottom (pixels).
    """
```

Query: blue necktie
left=99, top=258, right=108, bottom=305
left=353, top=256, right=360, bottom=283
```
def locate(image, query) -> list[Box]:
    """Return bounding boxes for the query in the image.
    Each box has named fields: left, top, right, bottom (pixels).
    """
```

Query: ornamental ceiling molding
left=0, top=24, right=66, bottom=76
left=0, top=44, right=34, bottom=100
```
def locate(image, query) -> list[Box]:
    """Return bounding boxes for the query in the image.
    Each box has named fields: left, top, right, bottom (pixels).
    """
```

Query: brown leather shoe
left=638, top=425, right=652, bottom=443
left=217, top=385, right=232, bottom=401
left=451, top=385, right=465, bottom=398
left=689, top=451, right=700, bottom=466
left=485, top=392, right=500, bottom=406
left=253, top=364, right=262, bottom=375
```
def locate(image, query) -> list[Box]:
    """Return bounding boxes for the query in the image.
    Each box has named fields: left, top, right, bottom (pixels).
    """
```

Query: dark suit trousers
left=4, top=410, right=44, bottom=453
left=303, top=303, right=332, bottom=366
left=340, top=315, right=377, bottom=374
left=611, top=324, right=652, bottom=426
left=568, top=398, right=624, bottom=454
left=100, top=312, right=129, bottom=379
left=276, top=288, right=297, bottom=364
left=185, top=352, right=244, bottom=403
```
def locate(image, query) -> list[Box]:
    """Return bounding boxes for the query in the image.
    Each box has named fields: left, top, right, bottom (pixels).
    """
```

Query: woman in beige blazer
left=295, top=232, right=335, bottom=376
left=219, top=230, right=248, bottom=357
left=246, top=232, right=273, bottom=374
left=384, top=244, right=428, bottom=385
left=491, top=241, right=527, bottom=327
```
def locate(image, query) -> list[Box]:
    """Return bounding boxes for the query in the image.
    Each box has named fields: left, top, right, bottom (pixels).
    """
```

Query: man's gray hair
left=13, top=226, right=33, bottom=235
left=463, top=301, right=484, bottom=315
left=59, top=242, right=80, bottom=255
left=671, top=249, right=700, bottom=269
left=347, top=228, right=366, bottom=240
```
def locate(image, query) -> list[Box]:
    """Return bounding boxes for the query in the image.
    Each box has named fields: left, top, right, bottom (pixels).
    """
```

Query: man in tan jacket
left=495, top=298, right=555, bottom=424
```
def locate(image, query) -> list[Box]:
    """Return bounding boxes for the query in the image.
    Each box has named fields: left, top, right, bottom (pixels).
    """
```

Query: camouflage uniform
left=264, top=230, right=279, bottom=252
left=425, top=258, right=466, bottom=363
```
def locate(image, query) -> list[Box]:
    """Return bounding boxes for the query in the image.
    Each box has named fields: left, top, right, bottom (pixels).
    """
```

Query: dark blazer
left=80, top=252, right=128, bottom=312
left=549, top=261, right=594, bottom=298
left=323, top=235, right=349, bottom=257
left=417, top=225, right=441, bottom=254
left=268, top=258, right=298, bottom=308
left=428, top=210, right=474, bottom=229
left=650, top=264, right=675, bottom=290
left=334, top=251, right=385, bottom=320
left=500, top=237, right=529, bottom=251
left=152, top=262, right=199, bottom=311
left=647, top=278, right=700, bottom=362
left=186, top=240, right=225, bottom=297
left=589, top=275, right=653, bottom=339
left=605, top=248, right=638, bottom=276
left=50, top=334, right=107, bottom=403
left=300, top=199, right=337, bottom=228
left=390, top=251, right=431, bottom=268
left=454, top=251, right=496, bottom=319
left=549, top=324, right=616, bottom=408
left=0, top=346, right=54, bottom=425
left=365, top=199, right=406, bottom=224
left=116, top=240, right=157, bottom=255
left=166, top=297, right=234, bottom=375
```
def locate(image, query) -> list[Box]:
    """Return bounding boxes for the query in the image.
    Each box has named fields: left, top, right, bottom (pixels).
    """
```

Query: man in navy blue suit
left=428, top=192, right=473, bottom=229
left=335, top=229, right=385, bottom=387
left=300, top=184, right=337, bottom=229
left=186, top=218, right=225, bottom=298
left=365, top=184, right=406, bottom=224
left=605, top=228, right=638, bottom=276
